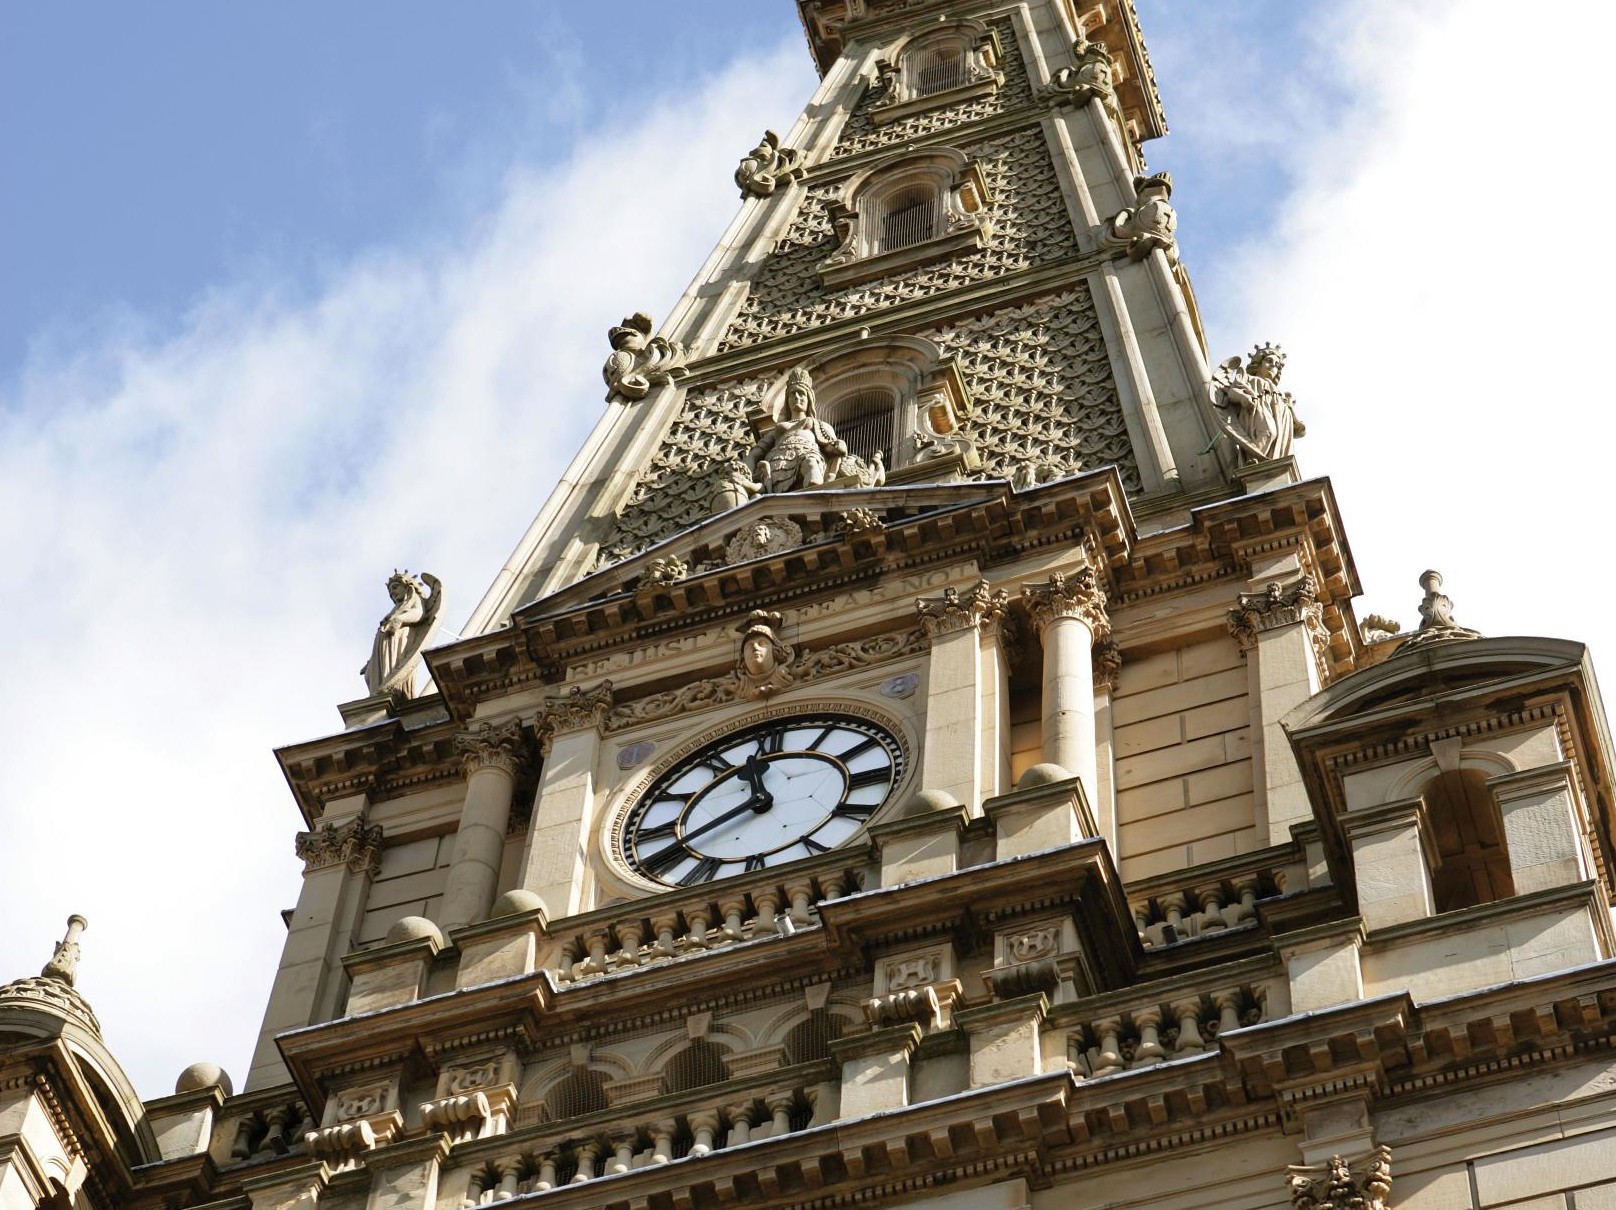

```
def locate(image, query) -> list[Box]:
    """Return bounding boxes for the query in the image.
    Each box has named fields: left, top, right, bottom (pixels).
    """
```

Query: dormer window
left=870, top=22, right=1004, bottom=124
left=820, top=148, right=992, bottom=288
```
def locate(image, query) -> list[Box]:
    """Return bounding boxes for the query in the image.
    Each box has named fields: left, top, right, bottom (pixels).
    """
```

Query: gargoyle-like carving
left=642, top=556, right=688, bottom=587
left=1360, top=613, right=1401, bottom=644
left=1107, top=171, right=1177, bottom=262
left=1397, top=570, right=1481, bottom=651
left=1287, top=1147, right=1393, bottom=1210
left=735, top=130, right=806, bottom=198
left=361, top=570, right=442, bottom=698
left=917, top=580, right=1009, bottom=637
left=737, top=610, right=795, bottom=699
left=745, top=367, right=884, bottom=492
left=603, top=313, right=689, bottom=403
left=1048, top=37, right=1116, bottom=106
left=1211, top=343, right=1306, bottom=463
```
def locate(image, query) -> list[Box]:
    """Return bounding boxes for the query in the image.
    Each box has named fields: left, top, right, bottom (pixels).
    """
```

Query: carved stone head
left=1247, top=342, right=1286, bottom=383
left=736, top=609, right=794, bottom=698
left=608, top=312, right=653, bottom=352
left=783, top=366, right=817, bottom=418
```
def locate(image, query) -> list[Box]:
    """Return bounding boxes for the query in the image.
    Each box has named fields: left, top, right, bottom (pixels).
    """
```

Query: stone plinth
left=341, top=931, right=441, bottom=1016
left=983, top=772, right=1095, bottom=859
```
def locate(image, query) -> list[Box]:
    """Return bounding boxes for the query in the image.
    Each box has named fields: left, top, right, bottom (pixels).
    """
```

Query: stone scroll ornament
left=361, top=570, right=442, bottom=698
left=1047, top=36, right=1117, bottom=106
left=735, top=130, right=806, bottom=198
left=744, top=366, right=885, bottom=495
left=1106, top=171, right=1178, bottom=262
left=602, top=312, right=690, bottom=403
left=1210, top=342, right=1306, bottom=463
left=1396, top=569, right=1481, bottom=651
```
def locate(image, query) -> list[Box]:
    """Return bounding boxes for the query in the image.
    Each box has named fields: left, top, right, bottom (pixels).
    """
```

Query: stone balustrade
left=459, top=1084, right=821, bottom=1204
left=1127, top=862, right=1292, bottom=948
left=549, top=858, right=862, bottom=985
left=1069, top=984, right=1268, bottom=1076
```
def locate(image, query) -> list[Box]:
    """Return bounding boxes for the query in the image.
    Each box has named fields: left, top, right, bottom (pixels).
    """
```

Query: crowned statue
left=744, top=367, right=884, bottom=495
left=361, top=570, right=443, bottom=698
left=1211, top=342, right=1306, bottom=463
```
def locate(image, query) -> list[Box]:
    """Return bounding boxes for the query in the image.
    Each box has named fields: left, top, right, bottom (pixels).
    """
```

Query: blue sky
left=2, top=1, right=1611, bottom=1100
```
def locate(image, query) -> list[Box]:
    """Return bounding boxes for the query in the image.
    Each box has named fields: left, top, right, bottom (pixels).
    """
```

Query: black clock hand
left=682, top=795, right=767, bottom=847
left=741, top=753, right=774, bottom=813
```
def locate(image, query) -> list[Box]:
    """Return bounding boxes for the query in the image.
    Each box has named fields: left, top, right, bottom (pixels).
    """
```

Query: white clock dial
left=622, top=715, right=904, bottom=887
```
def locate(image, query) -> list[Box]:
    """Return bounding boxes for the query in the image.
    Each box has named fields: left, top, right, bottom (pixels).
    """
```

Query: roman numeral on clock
left=846, top=766, right=891, bottom=789
left=678, top=856, right=724, bottom=886
left=641, top=842, right=692, bottom=877
left=835, top=800, right=877, bottom=819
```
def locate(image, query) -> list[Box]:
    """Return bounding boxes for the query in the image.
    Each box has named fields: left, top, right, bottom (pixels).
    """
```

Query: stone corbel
left=863, top=985, right=941, bottom=1029
left=307, top=1077, right=402, bottom=1166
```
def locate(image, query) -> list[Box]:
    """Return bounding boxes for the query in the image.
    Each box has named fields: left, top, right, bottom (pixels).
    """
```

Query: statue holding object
left=361, top=570, right=443, bottom=698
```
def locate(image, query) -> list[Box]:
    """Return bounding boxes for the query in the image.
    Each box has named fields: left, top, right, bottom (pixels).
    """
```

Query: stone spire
left=40, top=913, right=87, bottom=986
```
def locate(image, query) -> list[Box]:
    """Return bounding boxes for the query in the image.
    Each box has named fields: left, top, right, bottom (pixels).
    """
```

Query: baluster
left=685, top=906, right=713, bottom=949
left=753, top=888, right=781, bottom=935
left=1131, top=903, right=1151, bottom=945
left=579, top=929, right=610, bottom=976
left=556, top=939, right=580, bottom=983
left=785, top=879, right=815, bottom=927
left=1195, top=883, right=1228, bottom=931
left=766, top=1091, right=794, bottom=1138
left=571, top=1141, right=600, bottom=1184
left=616, top=920, right=645, bottom=967
left=689, top=1110, right=720, bottom=1157
left=650, top=912, right=679, bottom=959
left=494, top=1158, right=522, bottom=1200
left=650, top=1120, right=676, bottom=1164
left=533, top=1155, right=558, bottom=1192
left=1132, top=1006, right=1166, bottom=1065
left=608, top=1134, right=636, bottom=1175
left=230, top=1116, right=257, bottom=1160
left=820, top=871, right=848, bottom=900
left=1231, top=877, right=1260, bottom=926
left=718, top=896, right=747, bottom=943
left=725, top=1103, right=755, bottom=1146
left=1090, top=1016, right=1125, bottom=1075
left=1211, top=988, right=1243, bottom=1038
left=1170, top=997, right=1206, bottom=1053
left=1158, top=892, right=1187, bottom=940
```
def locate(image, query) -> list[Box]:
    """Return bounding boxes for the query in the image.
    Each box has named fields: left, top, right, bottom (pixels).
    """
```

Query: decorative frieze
left=294, top=817, right=383, bottom=877
left=1287, top=1147, right=1393, bottom=1210
left=1021, top=566, right=1109, bottom=639
left=916, top=579, right=1008, bottom=637
left=453, top=718, right=529, bottom=777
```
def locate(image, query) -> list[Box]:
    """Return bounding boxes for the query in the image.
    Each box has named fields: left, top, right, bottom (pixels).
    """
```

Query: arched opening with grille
left=536, top=1068, right=609, bottom=1122
left=662, top=1040, right=729, bottom=1094
left=1422, top=768, right=1514, bottom=912
left=782, top=1009, right=846, bottom=1065
left=878, top=184, right=942, bottom=254
left=910, top=41, right=969, bottom=95
left=824, top=385, right=897, bottom=469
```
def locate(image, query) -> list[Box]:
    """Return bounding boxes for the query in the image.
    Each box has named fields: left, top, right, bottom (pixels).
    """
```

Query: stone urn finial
left=40, top=914, right=88, bottom=986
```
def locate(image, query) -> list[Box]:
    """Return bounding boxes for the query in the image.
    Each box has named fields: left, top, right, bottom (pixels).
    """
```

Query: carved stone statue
left=710, top=457, right=763, bottom=514
left=1048, top=37, right=1116, bottom=105
left=746, top=367, right=849, bottom=492
left=1211, top=343, right=1306, bottom=463
left=602, top=313, right=690, bottom=402
left=736, top=610, right=795, bottom=699
left=361, top=570, right=442, bottom=698
left=1107, top=171, right=1177, bottom=262
left=735, top=130, right=806, bottom=198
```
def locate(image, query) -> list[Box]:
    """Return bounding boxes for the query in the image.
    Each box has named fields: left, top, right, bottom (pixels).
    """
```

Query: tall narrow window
left=826, top=386, right=896, bottom=467
left=913, top=44, right=968, bottom=95
left=1423, top=769, right=1514, bottom=912
left=879, top=185, right=940, bottom=253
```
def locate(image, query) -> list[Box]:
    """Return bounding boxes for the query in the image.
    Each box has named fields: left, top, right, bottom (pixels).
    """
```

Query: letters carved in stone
left=294, top=817, right=384, bottom=878
left=1006, top=926, right=1058, bottom=963
left=885, top=955, right=941, bottom=993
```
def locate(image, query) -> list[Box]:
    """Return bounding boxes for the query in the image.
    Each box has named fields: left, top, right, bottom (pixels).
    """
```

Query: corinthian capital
left=1227, top=575, right=1321, bottom=650
left=295, top=817, right=384, bottom=877
left=915, top=580, right=1009, bottom=637
left=1021, top=567, right=1109, bottom=639
left=539, top=681, right=614, bottom=736
left=453, top=718, right=529, bottom=777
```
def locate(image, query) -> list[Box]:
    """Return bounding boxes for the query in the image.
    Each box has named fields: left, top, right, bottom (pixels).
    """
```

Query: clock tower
left=6, top=3, right=1616, bottom=1210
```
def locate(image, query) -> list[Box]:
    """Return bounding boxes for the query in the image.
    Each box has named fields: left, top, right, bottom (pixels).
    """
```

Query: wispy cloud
left=0, top=40, right=814, bottom=1098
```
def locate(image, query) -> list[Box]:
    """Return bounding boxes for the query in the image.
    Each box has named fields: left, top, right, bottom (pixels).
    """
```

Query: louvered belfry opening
left=912, top=43, right=969, bottom=95
left=825, top=383, right=896, bottom=469
left=878, top=184, right=942, bottom=253
left=1423, top=769, right=1515, bottom=912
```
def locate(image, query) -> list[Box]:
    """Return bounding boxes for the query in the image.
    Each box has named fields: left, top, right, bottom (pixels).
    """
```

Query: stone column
left=1022, top=566, right=1110, bottom=810
left=519, top=683, right=613, bottom=917
left=1092, top=637, right=1122, bottom=853
left=441, top=720, right=529, bottom=933
left=247, top=800, right=382, bottom=1090
left=1229, top=569, right=1328, bottom=845
left=916, top=581, right=1010, bottom=810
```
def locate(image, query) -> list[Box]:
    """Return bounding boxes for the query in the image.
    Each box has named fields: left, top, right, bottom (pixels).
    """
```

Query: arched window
left=782, top=1009, right=846, bottom=1065
left=878, top=184, right=942, bottom=254
left=911, top=42, right=968, bottom=95
left=537, top=1068, right=608, bottom=1122
left=663, top=1040, right=729, bottom=1093
left=1422, top=769, right=1514, bottom=912
left=824, top=385, right=897, bottom=467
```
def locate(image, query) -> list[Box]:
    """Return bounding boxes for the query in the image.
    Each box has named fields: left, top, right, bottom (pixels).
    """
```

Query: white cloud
left=0, top=40, right=815, bottom=1099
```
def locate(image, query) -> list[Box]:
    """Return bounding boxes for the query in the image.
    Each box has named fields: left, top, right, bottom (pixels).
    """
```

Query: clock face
left=622, top=714, right=904, bottom=887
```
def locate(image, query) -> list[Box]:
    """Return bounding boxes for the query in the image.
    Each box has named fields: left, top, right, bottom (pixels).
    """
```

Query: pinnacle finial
left=40, top=914, right=87, bottom=987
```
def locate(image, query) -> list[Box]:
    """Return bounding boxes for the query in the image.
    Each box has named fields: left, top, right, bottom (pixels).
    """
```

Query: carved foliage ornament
left=295, top=817, right=384, bottom=877
left=725, top=516, right=805, bottom=564
left=916, top=579, right=1009, bottom=637
left=454, top=718, right=529, bottom=778
left=1228, top=576, right=1327, bottom=653
left=602, top=312, right=690, bottom=403
left=540, top=682, right=616, bottom=741
left=1022, top=566, right=1110, bottom=639
left=1397, top=569, right=1481, bottom=652
left=735, top=129, right=806, bottom=198
left=1288, top=1147, right=1392, bottom=1210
